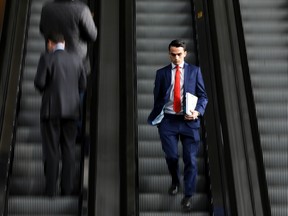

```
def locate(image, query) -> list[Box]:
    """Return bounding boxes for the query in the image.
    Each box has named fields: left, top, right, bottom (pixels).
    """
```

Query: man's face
left=169, top=46, right=187, bottom=65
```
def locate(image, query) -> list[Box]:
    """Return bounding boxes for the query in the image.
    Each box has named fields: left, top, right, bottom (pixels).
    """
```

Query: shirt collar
left=53, top=42, right=65, bottom=52
left=171, top=62, right=185, bottom=69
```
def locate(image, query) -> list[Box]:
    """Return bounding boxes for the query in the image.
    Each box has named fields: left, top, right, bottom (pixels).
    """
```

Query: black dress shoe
left=181, top=196, right=192, bottom=211
left=168, top=184, right=179, bottom=195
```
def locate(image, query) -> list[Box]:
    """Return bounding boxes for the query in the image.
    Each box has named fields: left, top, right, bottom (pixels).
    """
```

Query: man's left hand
left=184, top=110, right=200, bottom=121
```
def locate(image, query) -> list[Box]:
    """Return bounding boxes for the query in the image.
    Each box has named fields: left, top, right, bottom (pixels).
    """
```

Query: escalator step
left=13, top=143, right=82, bottom=160
left=138, top=140, right=205, bottom=157
left=11, top=161, right=80, bottom=178
left=140, top=213, right=209, bottom=216
left=139, top=193, right=209, bottom=212
left=16, top=127, right=41, bottom=143
left=139, top=175, right=207, bottom=193
left=139, top=158, right=205, bottom=176
left=8, top=197, right=78, bottom=215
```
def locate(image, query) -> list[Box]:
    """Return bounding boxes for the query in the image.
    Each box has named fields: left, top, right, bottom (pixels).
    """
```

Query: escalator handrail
left=232, top=0, right=271, bottom=214
left=0, top=0, right=31, bottom=214
left=196, top=0, right=271, bottom=215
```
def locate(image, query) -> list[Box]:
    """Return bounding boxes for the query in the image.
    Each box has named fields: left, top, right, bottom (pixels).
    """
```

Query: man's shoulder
left=157, top=64, right=171, bottom=72
left=184, top=62, right=200, bottom=73
left=39, top=52, right=53, bottom=61
left=54, top=50, right=83, bottom=65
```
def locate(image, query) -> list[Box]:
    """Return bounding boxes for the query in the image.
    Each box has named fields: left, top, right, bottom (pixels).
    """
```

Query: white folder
left=185, top=92, right=198, bottom=115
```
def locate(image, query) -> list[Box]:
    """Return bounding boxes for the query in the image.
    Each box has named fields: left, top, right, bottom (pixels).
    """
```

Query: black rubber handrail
left=0, top=0, right=31, bottom=215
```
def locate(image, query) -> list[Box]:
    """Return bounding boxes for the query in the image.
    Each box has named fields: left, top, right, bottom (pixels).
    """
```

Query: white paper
left=186, top=92, right=198, bottom=115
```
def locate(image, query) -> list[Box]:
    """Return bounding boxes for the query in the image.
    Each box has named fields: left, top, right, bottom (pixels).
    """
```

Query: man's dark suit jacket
left=40, top=0, right=97, bottom=60
left=34, top=50, right=87, bottom=119
left=147, top=62, right=208, bottom=128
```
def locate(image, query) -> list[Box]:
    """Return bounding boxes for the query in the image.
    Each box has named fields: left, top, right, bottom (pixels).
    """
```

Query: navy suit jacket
left=147, top=62, right=208, bottom=128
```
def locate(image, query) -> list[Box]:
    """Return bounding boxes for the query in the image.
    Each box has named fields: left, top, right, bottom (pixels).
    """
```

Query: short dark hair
left=47, top=32, right=65, bottom=43
left=168, top=40, right=187, bottom=51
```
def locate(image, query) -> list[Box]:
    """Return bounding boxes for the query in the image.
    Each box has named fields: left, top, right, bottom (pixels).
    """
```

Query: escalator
left=136, top=0, right=211, bottom=215
left=6, top=0, right=84, bottom=215
left=238, top=0, right=288, bottom=215
left=2, top=0, right=285, bottom=215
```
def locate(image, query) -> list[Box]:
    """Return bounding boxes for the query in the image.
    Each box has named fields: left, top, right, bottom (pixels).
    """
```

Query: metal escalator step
left=8, top=197, right=78, bottom=215
left=138, top=109, right=153, bottom=124
left=139, top=175, right=207, bottom=193
left=138, top=140, right=205, bottom=158
left=268, top=186, right=288, bottom=204
left=138, top=79, right=155, bottom=94
left=245, top=34, right=288, bottom=47
left=253, top=89, right=288, bottom=103
left=21, top=80, right=39, bottom=95
left=257, top=118, right=288, bottom=134
left=25, top=52, right=42, bottom=66
left=13, top=143, right=82, bottom=160
left=139, top=193, right=209, bottom=212
left=137, top=14, right=193, bottom=26
left=11, top=161, right=80, bottom=178
left=266, top=168, right=288, bottom=186
left=139, top=158, right=205, bottom=176
left=138, top=125, right=160, bottom=141
left=9, top=175, right=81, bottom=195
left=9, top=177, right=45, bottom=195
left=9, top=215, right=75, bottom=216
left=26, top=38, right=45, bottom=53
left=249, top=60, right=288, bottom=74
left=263, top=152, right=288, bottom=168
left=140, top=213, right=209, bottom=216
left=240, top=0, right=288, bottom=8
left=16, top=127, right=41, bottom=143
left=23, top=71, right=37, bottom=81
left=242, top=8, right=288, bottom=20
left=13, top=143, right=42, bottom=160
left=271, top=206, right=288, bottom=216
left=137, top=26, right=193, bottom=39
left=138, top=94, right=154, bottom=109
left=247, top=47, right=288, bottom=59
left=243, top=21, right=288, bottom=33
left=17, top=112, right=40, bottom=127
left=19, top=96, right=41, bottom=111
left=137, top=1, right=192, bottom=11
left=261, top=134, right=288, bottom=151
left=137, top=65, right=165, bottom=79
left=251, top=75, right=288, bottom=88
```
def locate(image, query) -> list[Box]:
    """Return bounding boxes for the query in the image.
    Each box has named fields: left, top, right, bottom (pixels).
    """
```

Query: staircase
left=7, top=0, right=82, bottom=215
left=136, top=0, right=210, bottom=215
left=238, top=0, right=288, bottom=215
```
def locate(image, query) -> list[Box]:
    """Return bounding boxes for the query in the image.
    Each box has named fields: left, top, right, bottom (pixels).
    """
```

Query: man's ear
left=184, top=50, right=187, bottom=57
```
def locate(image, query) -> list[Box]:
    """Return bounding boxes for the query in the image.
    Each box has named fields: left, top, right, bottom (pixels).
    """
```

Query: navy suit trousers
left=158, top=114, right=200, bottom=197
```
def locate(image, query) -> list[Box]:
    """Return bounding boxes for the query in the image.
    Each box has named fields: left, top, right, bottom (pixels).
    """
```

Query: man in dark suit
left=40, top=0, right=97, bottom=142
left=40, top=0, right=97, bottom=71
left=148, top=40, right=208, bottom=211
left=34, top=32, right=87, bottom=196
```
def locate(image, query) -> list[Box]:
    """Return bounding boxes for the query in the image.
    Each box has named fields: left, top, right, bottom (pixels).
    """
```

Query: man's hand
left=184, top=110, right=200, bottom=121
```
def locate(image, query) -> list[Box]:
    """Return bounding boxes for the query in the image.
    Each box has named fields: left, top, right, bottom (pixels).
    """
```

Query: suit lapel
left=183, top=62, right=190, bottom=93
left=164, top=65, right=172, bottom=95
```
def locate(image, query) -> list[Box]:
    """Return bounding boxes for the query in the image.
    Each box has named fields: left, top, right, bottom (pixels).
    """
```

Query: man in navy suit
left=35, top=32, right=87, bottom=196
left=148, top=40, right=208, bottom=211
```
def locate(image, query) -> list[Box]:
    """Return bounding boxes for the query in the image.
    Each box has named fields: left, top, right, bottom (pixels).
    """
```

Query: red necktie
left=173, top=65, right=181, bottom=113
